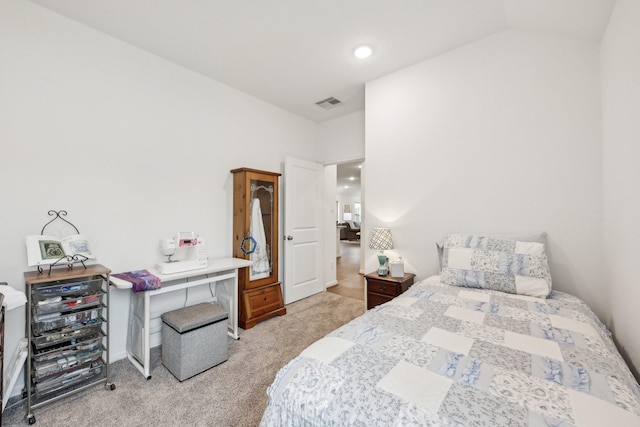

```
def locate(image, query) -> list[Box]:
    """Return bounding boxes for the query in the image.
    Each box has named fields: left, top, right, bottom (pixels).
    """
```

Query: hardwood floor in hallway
left=327, top=240, right=364, bottom=301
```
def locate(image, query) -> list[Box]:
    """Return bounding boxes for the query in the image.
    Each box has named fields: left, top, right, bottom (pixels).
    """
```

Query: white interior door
left=283, top=156, right=324, bottom=304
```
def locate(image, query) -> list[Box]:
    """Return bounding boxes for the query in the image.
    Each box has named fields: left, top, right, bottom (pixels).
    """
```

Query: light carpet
left=3, top=291, right=364, bottom=427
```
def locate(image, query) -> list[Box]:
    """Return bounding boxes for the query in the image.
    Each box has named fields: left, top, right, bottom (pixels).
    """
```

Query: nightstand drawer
left=367, top=292, right=393, bottom=308
left=366, top=279, right=398, bottom=297
left=365, top=272, right=416, bottom=310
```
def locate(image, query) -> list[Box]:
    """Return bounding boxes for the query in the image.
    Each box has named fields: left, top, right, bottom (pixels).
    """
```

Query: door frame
left=326, top=159, right=365, bottom=290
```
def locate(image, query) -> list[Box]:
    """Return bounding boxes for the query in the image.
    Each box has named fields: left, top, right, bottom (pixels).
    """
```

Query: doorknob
left=286, top=235, right=293, bottom=240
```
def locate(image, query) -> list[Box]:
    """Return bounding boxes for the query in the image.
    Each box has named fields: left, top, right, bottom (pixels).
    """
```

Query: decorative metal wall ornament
left=38, top=210, right=88, bottom=274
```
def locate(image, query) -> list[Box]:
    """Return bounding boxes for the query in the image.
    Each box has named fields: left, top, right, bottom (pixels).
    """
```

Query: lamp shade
left=369, top=228, right=394, bottom=251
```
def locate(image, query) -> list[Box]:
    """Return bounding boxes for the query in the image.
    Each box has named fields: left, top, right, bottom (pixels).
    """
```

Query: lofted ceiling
left=28, top=0, right=615, bottom=123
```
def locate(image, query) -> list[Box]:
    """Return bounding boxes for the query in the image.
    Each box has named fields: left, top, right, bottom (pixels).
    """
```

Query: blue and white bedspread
left=260, top=276, right=640, bottom=426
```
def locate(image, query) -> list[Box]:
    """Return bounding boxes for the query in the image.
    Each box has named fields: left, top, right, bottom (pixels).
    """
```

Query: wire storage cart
left=24, top=265, right=115, bottom=425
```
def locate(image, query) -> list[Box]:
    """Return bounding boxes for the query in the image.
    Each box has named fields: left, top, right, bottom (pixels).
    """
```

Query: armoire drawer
left=244, top=283, right=284, bottom=319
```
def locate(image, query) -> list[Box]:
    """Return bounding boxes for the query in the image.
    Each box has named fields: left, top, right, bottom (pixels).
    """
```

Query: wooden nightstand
left=365, top=271, right=416, bottom=309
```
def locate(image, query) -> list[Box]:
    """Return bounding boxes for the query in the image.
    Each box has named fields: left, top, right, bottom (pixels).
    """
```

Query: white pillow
left=436, top=232, right=547, bottom=271
left=439, top=233, right=552, bottom=298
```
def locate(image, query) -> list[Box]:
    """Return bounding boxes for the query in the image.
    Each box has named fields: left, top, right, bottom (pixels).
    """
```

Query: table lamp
left=369, top=228, right=394, bottom=276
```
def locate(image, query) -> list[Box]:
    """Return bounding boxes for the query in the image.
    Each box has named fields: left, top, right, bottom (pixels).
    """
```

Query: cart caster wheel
left=146, top=375, right=152, bottom=380
left=107, top=383, right=116, bottom=391
left=22, top=390, right=28, bottom=399
left=28, top=415, right=36, bottom=425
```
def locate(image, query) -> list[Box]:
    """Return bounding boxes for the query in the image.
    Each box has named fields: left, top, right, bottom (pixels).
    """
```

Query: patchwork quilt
left=260, top=276, right=640, bottom=426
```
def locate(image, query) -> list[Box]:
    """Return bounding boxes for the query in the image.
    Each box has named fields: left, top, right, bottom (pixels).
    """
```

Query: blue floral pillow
left=440, top=234, right=552, bottom=298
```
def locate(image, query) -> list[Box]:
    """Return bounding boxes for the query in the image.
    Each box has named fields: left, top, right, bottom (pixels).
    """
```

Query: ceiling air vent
left=315, top=97, right=342, bottom=110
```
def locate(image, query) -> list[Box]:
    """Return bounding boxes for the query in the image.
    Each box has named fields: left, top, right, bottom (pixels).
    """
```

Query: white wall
left=365, top=31, right=605, bottom=317
left=318, top=111, right=365, bottom=286
left=323, top=165, right=338, bottom=288
left=601, top=0, right=640, bottom=377
left=317, top=110, right=365, bottom=165
left=0, top=0, right=318, bottom=380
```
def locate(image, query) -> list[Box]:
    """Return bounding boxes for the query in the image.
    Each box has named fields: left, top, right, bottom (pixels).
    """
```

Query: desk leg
left=125, top=292, right=146, bottom=379
left=143, top=291, right=151, bottom=379
left=218, top=274, right=240, bottom=340
left=232, top=272, right=239, bottom=339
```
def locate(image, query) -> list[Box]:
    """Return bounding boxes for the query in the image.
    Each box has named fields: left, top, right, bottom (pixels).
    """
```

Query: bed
left=260, top=234, right=640, bottom=426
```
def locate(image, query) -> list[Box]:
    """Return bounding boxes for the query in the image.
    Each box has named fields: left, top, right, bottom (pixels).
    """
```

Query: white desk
left=110, top=258, right=251, bottom=379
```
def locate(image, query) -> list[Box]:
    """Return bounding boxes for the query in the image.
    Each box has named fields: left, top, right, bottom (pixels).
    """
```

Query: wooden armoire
left=231, top=168, right=286, bottom=329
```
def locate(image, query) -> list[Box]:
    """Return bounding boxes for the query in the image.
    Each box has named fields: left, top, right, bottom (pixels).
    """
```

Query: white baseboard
left=325, top=280, right=338, bottom=288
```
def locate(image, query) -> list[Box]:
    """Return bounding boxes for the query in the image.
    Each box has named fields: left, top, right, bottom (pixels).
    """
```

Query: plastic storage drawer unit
left=161, top=303, right=228, bottom=381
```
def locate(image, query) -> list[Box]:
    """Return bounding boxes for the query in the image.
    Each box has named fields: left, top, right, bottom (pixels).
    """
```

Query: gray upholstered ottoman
left=161, top=302, right=228, bottom=381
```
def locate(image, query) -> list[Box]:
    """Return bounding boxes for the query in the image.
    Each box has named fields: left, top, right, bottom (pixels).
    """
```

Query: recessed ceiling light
left=354, top=45, right=373, bottom=59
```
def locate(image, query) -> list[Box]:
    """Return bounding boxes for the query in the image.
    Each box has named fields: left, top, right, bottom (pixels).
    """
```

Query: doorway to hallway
left=328, top=240, right=364, bottom=301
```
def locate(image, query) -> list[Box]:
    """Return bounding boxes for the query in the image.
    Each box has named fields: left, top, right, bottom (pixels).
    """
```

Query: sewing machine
left=156, top=231, right=207, bottom=274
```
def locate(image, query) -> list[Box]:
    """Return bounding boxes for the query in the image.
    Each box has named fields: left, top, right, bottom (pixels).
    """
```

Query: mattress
left=260, top=276, right=640, bottom=426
